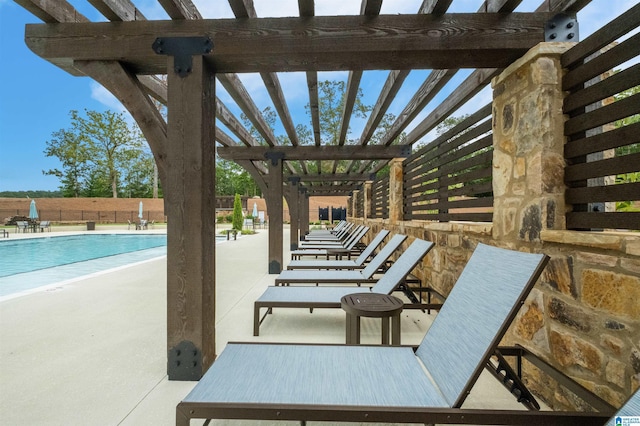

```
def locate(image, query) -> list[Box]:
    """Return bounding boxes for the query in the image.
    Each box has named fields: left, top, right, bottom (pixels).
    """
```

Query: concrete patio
left=0, top=228, right=536, bottom=425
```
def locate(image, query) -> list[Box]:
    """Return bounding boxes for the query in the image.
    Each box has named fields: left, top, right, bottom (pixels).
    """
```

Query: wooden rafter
left=87, top=0, right=146, bottom=21
left=17, top=0, right=592, bottom=198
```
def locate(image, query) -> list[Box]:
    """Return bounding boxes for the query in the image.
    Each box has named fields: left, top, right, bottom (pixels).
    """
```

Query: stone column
left=351, top=190, right=360, bottom=219
left=388, top=158, right=404, bottom=224
left=363, top=181, right=372, bottom=219
left=491, top=43, right=574, bottom=243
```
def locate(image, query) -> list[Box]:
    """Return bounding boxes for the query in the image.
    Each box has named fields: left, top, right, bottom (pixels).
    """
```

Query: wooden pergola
left=16, top=0, right=591, bottom=380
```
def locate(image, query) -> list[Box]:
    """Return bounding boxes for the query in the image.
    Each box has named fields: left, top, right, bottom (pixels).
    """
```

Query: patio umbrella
left=252, top=202, right=258, bottom=218
left=29, top=199, right=38, bottom=220
left=138, top=201, right=144, bottom=220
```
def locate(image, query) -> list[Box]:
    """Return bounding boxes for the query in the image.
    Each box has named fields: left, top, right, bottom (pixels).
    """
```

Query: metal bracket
left=268, top=260, right=281, bottom=274
left=168, top=340, right=202, bottom=380
left=288, top=176, right=301, bottom=185
left=264, top=151, right=285, bottom=166
left=152, top=36, right=213, bottom=78
left=486, top=350, right=540, bottom=410
left=545, top=14, right=579, bottom=42
left=399, top=145, right=411, bottom=157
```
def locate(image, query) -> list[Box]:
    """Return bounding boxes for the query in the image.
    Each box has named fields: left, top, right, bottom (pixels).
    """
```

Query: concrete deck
left=0, top=227, right=537, bottom=425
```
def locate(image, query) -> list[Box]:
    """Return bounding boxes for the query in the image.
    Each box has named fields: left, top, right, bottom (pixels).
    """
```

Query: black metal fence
left=1, top=209, right=166, bottom=224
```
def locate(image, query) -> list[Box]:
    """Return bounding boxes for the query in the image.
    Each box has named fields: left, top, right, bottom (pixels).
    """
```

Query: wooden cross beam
left=25, top=13, right=557, bottom=73
left=287, top=173, right=375, bottom=182
left=217, top=145, right=411, bottom=161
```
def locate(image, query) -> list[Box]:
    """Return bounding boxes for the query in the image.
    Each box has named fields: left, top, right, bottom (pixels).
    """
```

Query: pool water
left=0, top=234, right=167, bottom=278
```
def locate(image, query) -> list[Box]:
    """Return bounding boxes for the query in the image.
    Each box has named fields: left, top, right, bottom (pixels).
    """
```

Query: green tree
left=43, top=128, right=92, bottom=197
left=232, top=193, right=243, bottom=230
left=613, top=84, right=640, bottom=211
left=43, top=109, right=155, bottom=198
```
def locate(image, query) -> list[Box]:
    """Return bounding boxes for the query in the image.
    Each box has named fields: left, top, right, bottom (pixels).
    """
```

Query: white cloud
left=89, top=81, right=128, bottom=115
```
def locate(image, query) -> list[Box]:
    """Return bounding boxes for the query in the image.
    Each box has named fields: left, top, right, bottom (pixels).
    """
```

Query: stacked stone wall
left=352, top=42, right=639, bottom=411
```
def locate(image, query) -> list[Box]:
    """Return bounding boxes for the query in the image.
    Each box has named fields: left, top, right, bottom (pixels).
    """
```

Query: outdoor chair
left=277, top=234, right=408, bottom=285
left=176, top=244, right=587, bottom=426
left=286, top=229, right=390, bottom=270
left=604, top=389, right=639, bottom=426
left=255, top=237, right=433, bottom=335
left=290, top=226, right=369, bottom=259
left=302, top=221, right=351, bottom=241
left=297, top=223, right=365, bottom=247
left=38, top=221, right=51, bottom=232
left=15, top=221, right=29, bottom=233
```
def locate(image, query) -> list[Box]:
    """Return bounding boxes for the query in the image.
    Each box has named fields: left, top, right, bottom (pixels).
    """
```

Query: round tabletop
left=340, top=292, right=403, bottom=318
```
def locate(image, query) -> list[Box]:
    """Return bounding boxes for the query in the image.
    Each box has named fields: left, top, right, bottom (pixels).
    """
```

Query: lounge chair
left=604, top=389, right=639, bottom=426
left=306, top=219, right=347, bottom=235
left=303, top=221, right=351, bottom=241
left=277, top=234, right=407, bottom=285
left=38, top=221, right=51, bottom=232
left=291, top=226, right=370, bottom=259
left=297, top=224, right=366, bottom=247
left=255, top=237, right=432, bottom=335
left=15, top=221, right=29, bottom=233
left=286, top=229, right=390, bottom=270
left=177, top=244, right=570, bottom=426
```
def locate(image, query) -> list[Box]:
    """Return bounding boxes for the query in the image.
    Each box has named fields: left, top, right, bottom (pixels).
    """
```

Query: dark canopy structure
left=16, top=0, right=595, bottom=379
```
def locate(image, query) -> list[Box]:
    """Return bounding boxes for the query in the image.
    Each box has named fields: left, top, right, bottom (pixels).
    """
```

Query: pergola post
left=299, top=187, right=309, bottom=238
left=388, top=158, right=404, bottom=224
left=165, top=55, right=216, bottom=380
left=265, top=154, right=284, bottom=273
left=288, top=177, right=300, bottom=250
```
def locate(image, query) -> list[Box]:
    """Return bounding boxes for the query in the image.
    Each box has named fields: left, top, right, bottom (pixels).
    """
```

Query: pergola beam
left=218, top=145, right=410, bottom=161
left=288, top=173, right=375, bottom=182
left=25, top=13, right=558, bottom=74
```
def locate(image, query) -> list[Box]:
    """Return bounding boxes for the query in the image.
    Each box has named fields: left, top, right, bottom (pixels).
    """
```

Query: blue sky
left=0, top=0, right=635, bottom=192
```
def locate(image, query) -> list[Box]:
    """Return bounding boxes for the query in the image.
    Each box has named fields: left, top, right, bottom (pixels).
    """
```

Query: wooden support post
left=288, top=178, right=300, bottom=250
left=165, top=55, right=216, bottom=380
left=299, top=187, right=309, bottom=238
left=265, top=154, right=284, bottom=273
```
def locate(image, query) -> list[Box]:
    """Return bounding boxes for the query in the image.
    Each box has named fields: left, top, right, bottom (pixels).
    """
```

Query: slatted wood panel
left=370, top=176, right=389, bottom=219
left=403, top=104, right=493, bottom=223
left=562, top=3, right=640, bottom=230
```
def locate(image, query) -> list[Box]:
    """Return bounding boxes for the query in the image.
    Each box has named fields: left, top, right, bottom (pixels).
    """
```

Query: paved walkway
left=0, top=227, right=533, bottom=425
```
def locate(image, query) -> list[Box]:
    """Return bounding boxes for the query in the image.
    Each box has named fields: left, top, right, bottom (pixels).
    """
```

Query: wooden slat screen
left=562, top=4, right=640, bottom=230
left=402, top=103, right=493, bottom=222
left=370, top=176, right=389, bottom=219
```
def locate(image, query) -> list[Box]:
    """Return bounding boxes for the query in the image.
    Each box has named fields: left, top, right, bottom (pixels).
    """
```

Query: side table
left=340, top=292, right=403, bottom=346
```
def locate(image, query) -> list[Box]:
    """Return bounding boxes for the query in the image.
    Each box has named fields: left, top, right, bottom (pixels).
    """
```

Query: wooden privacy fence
left=402, top=103, right=494, bottom=222
left=562, top=5, right=640, bottom=230
left=370, top=176, right=389, bottom=219
left=351, top=5, right=640, bottom=232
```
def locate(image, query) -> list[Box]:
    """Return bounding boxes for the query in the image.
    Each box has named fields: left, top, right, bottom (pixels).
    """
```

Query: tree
left=43, top=109, right=155, bottom=198
left=43, top=128, right=92, bottom=197
left=613, top=84, right=639, bottom=211
left=232, top=193, right=243, bottom=230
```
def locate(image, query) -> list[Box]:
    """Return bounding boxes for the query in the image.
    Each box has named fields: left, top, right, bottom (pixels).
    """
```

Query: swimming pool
left=0, top=234, right=167, bottom=278
left=0, top=234, right=168, bottom=299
